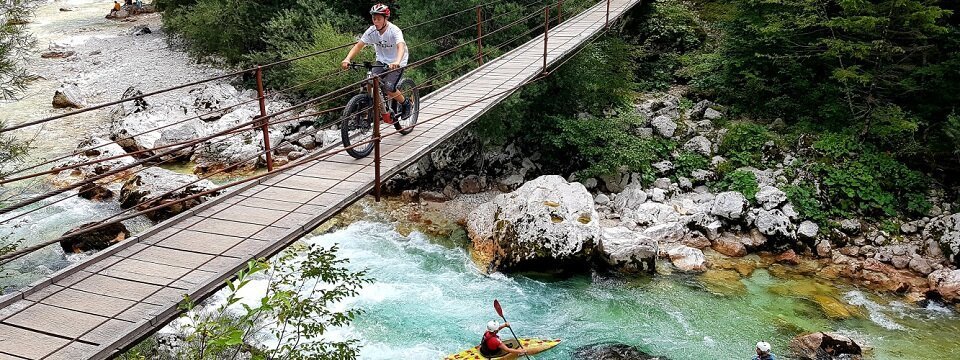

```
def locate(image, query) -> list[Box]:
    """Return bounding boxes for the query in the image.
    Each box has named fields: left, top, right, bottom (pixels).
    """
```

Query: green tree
left=0, top=0, right=36, bottom=100
left=123, top=244, right=370, bottom=359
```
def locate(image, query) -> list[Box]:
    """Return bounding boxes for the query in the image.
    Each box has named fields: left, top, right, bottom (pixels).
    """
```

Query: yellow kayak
left=444, top=338, right=561, bottom=360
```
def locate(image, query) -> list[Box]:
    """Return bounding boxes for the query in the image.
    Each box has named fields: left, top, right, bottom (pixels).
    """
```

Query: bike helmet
left=370, top=3, right=391, bottom=17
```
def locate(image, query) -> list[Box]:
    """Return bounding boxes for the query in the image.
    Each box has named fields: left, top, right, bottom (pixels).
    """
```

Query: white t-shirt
left=360, top=22, right=409, bottom=66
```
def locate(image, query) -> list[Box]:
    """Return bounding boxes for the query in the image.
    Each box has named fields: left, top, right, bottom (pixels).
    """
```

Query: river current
left=233, top=208, right=960, bottom=360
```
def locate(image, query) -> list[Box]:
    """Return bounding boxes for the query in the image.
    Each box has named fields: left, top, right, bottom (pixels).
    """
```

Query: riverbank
left=0, top=0, right=225, bottom=162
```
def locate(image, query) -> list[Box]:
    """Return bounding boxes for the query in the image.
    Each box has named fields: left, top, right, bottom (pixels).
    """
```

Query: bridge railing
left=0, top=0, right=618, bottom=267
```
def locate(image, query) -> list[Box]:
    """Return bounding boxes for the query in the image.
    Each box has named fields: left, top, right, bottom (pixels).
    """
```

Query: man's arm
left=389, top=42, right=406, bottom=70
left=498, top=343, right=527, bottom=355
left=341, top=41, right=366, bottom=70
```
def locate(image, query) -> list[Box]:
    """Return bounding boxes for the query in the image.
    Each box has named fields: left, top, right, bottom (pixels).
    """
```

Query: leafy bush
left=124, top=244, right=370, bottom=359
left=0, top=0, right=36, bottom=100
left=714, top=169, right=758, bottom=201
left=805, top=132, right=929, bottom=218
left=552, top=113, right=674, bottom=183
left=673, top=151, right=709, bottom=178
left=718, top=122, right=774, bottom=168
left=784, top=183, right=825, bottom=224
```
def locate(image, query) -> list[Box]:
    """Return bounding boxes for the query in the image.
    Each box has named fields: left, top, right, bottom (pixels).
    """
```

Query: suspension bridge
left=0, top=0, right=640, bottom=358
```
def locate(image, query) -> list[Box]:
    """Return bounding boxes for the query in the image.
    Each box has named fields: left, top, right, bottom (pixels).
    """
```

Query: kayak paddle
left=494, top=299, right=531, bottom=359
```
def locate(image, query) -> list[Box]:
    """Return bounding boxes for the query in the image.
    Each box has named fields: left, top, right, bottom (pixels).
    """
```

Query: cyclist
left=341, top=3, right=413, bottom=119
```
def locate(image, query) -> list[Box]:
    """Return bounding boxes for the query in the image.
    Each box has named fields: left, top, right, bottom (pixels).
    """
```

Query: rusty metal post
left=476, top=6, right=484, bottom=65
left=255, top=66, right=273, bottom=171
left=372, top=76, right=382, bottom=202
left=543, top=6, right=549, bottom=74
left=557, top=0, right=562, bottom=23
left=606, top=0, right=610, bottom=30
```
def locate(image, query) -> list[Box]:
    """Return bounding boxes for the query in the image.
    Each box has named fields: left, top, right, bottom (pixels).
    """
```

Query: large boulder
left=430, top=131, right=480, bottom=172
left=789, top=332, right=863, bottom=360
left=109, top=86, right=149, bottom=120
left=574, top=343, right=670, bottom=360
left=755, top=209, right=793, bottom=239
left=711, top=234, right=747, bottom=257
left=928, top=269, right=960, bottom=303
left=191, top=130, right=262, bottom=173
left=612, top=184, right=647, bottom=212
left=667, top=245, right=707, bottom=272
left=650, top=115, right=677, bottom=138
left=755, top=186, right=786, bottom=210
left=52, top=83, right=84, bottom=109
left=922, top=213, right=960, bottom=266
left=467, top=175, right=600, bottom=273
left=53, top=137, right=138, bottom=186
left=710, top=191, right=747, bottom=220
left=118, top=167, right=218, bottom=221
left=60, top=222, right=130, bottom=253
left=598, top=227, right=657, bottom=273
left=683, top=136, right=712, bottom=156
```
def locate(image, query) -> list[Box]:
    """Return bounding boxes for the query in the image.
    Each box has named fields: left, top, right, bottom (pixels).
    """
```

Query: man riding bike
left=341, top=3, right=412, bottom=119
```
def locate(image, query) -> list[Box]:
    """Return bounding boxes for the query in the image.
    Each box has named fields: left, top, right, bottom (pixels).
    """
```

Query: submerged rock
left=573, top=343, right=670, bottom=360
left=60, top=221, right=130, bottom=253
left=467, top=175, right=600, bottom=273
left=789, top=332, right=863, bottom=360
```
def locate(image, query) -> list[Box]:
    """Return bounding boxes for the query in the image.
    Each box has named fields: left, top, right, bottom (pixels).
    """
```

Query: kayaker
left=480, top=321, right=527, bottom=358
left=753, top=341, right=777, bottom=360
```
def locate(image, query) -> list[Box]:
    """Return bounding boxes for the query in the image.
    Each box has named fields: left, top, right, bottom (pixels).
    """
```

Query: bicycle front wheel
left=395, top=78, right=419, bottom=135
left=341, top=93, right=375, bottom=159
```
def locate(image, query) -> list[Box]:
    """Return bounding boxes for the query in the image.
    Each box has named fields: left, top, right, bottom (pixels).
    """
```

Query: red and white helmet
left=370, top=3, right=391, bottom=17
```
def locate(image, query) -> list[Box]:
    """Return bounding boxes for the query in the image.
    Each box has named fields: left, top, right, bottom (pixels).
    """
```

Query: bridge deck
left=0, top=1, right=639, bottom=358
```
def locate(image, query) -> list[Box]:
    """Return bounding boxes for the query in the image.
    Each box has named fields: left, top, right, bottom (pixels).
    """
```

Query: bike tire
left=341, top=93, right=375, bottom=159
left=395, top=78, right=419, bottom=135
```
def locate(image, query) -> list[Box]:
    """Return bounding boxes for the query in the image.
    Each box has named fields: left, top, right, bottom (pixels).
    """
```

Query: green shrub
left=631, top=0, right=707, bottom=91
left=805, top=132, right=929, bottom=218
left=674, top=151, right=709, bottom=178
left=719, top=122, right=774, bottom=168
left=714, top=169, right=758, bottom=200
left=552, top=113, right=675, bottom=183
left=784, top=183, right=826, bottom=224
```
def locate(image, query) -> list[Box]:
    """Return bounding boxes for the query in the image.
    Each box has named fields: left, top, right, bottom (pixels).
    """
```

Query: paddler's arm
left=499, top=343, right=527, bottom=355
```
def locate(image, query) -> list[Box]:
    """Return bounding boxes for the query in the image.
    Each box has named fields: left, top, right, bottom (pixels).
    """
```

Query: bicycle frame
left=354, top=63, right=398, bottom=125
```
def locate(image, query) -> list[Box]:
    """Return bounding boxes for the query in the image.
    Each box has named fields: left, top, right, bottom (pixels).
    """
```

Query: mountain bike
left=340, top=62, right=419, bottom=159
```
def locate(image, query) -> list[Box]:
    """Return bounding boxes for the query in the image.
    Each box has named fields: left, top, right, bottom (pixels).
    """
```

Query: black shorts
left=371, top=61, right=404, bottom=92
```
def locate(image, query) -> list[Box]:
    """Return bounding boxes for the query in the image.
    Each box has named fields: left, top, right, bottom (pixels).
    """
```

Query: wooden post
left=372, top=76, right=382, bottom=202
left=543, top=6, right=549, bottom=74
left=476, top=6, right=484, bottom=65
left=255, top=66, right=273, bottom=171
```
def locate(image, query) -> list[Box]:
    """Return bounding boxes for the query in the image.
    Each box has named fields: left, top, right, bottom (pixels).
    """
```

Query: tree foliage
left=690, top=0, right=959, bottom=167
left=0, top=0, right=36, bottom=100
left=123, top=244, right=370, bottom=359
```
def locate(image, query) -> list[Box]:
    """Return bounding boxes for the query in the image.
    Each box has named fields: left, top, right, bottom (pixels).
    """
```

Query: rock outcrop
left=467, top=175, right=600, bottom=273
left=598, top=226, right=658, bottom=273
left=60, top=222, right=130, bottom=253
left=118, top=167, right=218, bottom=221
left=789, top=332, right=863, bottom=360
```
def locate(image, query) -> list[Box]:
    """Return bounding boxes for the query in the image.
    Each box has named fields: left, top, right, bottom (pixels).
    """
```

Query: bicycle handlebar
left=349, top=61, right=388, bottom=69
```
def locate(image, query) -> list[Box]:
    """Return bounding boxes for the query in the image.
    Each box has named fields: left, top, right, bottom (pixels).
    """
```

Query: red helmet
left=370, top=3, right=390, bottom=17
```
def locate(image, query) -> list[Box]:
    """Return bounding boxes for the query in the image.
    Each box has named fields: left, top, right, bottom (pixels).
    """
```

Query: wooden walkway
left=0, top=1, right=640, bottom=358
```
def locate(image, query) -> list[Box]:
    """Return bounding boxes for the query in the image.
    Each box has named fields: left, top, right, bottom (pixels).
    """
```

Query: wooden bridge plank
left=0, top=324, right=70, bottom=359
left=4, top=303, right=106, bottom=339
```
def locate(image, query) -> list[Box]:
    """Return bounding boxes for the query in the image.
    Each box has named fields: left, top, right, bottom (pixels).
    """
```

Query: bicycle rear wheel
left=395, top=78, right=419, bottom=135
left=341, top=94, right=375, bottom=159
